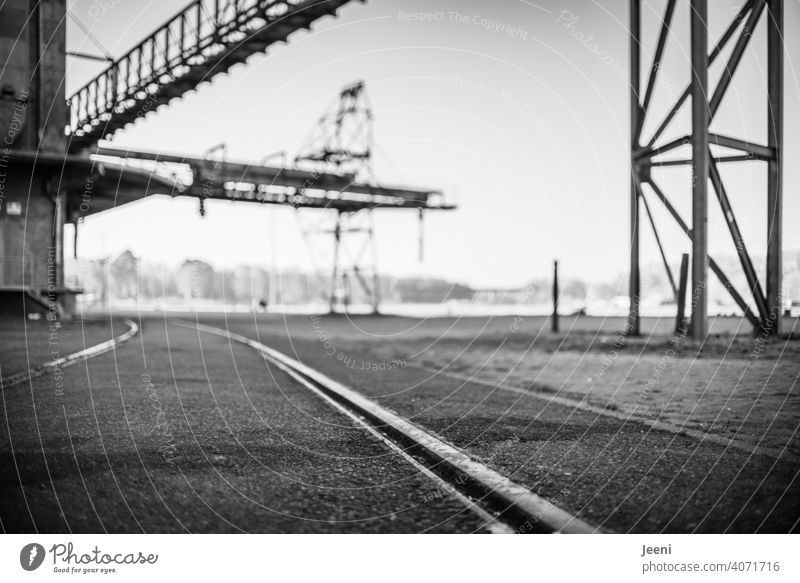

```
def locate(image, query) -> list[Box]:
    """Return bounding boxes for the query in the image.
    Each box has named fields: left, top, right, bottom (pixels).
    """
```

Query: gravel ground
left=227, top=312, right=799, bottom=454
left=0, top=318, right=491, bottom=533
left=366, top=330, right=800, bottom=455
left=0, top=315, right=131, bottom=379
left=196, top=312, right=800, bottom=533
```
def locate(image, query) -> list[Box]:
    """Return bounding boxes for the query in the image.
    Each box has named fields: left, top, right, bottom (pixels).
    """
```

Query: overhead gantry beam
left=10, top=147, right=450, bottom=218
left=92, top=146, right=443, bottom=208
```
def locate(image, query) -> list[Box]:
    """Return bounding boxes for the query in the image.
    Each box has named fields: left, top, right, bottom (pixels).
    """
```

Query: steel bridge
left=67, top=0, right=357, bottom=150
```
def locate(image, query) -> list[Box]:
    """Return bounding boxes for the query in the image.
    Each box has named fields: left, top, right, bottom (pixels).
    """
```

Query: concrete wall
left=0, top=0, right=67, bottom=292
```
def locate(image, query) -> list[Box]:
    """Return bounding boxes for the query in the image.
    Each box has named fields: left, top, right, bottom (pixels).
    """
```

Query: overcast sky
left=65, top=0, right=800, bottom=288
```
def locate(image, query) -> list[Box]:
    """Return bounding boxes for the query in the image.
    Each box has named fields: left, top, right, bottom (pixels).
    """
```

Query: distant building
left=393, top=278, right=473, bottom=303
left=177, top=259, right=216, bottom=300
left=110, top=250, right=138, bottom=299
left=472, top=288, right=530, bottom=304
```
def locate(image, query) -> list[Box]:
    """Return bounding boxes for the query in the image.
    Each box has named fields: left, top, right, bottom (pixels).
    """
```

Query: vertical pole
left=269, top=207, right=277, bottom=309
left=369, top=211, right=381, bottom=315
left=552, top=260, right=559, bottom=333
left=180, top=14, right=186, bottom=59
left=330, top=212, right=342, bottom=313
left=675, top=253, right=689, bottom=336
left=164, top=26, right=171, bottom=68
left=629, top=0, right=641, bottom=336
left=690, top=0, right=709, bottom=339
left=54, top=191, right=65, bottom=288
left=196, top=1, right=203, bottom=53
left=94, top=82, right=99, bottom=123
left=107, top=66, right=114, bottom=112
left=766, top=0, right=783, bottom=334
left=418, top=208, right=424, bottom=262
left=342, top=273, right=350, bottom=314
left=137, top=46, right=142, bottom=88
left=34, top=2, right=43, bottom=143
left=124, top=56, right=130, bottom=96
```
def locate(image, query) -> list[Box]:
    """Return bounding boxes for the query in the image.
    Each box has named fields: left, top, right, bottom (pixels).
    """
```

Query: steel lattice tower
left=629, top=0, right=784, bottom=339
left=294, top=81, right=381, bottom=314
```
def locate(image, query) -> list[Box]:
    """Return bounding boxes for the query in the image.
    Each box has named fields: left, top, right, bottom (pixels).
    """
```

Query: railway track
left=174, top=319, right=602, bottom=534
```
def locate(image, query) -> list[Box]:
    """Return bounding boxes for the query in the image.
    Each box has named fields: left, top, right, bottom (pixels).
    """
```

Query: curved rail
left=0, top=318, right=140, bottom=389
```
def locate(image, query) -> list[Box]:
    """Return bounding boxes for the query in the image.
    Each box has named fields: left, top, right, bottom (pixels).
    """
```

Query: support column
left=689, top=0, right=709, bottom=339
left=766, top=0, right=783, bottom=334
left=629, top=0, right=641, bottom=336
left=0, top=0, right=68, bottom=316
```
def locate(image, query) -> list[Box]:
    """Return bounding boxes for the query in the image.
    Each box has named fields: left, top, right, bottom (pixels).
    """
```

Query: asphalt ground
left=0, top=317, right=491, bottom=533
left=3, top=311, right=798, bottom=533
left=193, top=312, right=800, bottom=533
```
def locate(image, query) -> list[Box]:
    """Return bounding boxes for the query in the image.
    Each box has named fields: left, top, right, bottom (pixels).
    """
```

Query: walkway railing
left=67, top=0, right=352, bottom=149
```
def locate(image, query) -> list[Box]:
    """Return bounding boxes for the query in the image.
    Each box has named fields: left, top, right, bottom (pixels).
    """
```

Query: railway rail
left=0, top=319, right=139, bottom=389
left=174, top=319, right=602, bottom=534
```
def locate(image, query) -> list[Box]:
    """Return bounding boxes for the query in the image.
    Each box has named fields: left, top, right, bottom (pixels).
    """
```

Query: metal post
left=196, top=1, right=203, bottom=52
left=164, top=25, right=171, bottom=67
left=342, top=272, right=350, bottom=314
left=180, top=13, right=186, bottom=58
left=675, top=253, right=689, bottom=336
left=330, top=212, right=342, bottom=313
left=369, top=212, right=380, bottom=315
left=766, top=0, right=783, bottom=334
left=54, top=191, right=65, bottom=288
left=418, top=208, right=424, bottom=262
left=690, top=0, right=709, bottom=339
left=552, top=260, right=559, bottom=333
left=137, top=46, right=142, bottom=87
left=629, top=0, right=641, bottom=336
